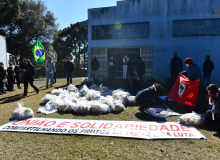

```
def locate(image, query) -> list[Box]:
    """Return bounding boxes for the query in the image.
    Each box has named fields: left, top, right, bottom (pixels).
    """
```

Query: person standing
left=64, top=57, right=74, bottom=85
left=135, top=57, right=145, bottom=82
left=122, top=55, right=130, bottom=84
left=53, top=63, right=56, bottom=84
left=45, top=56, right=55, bottom=88
left=23, top=60, right=39, bottom=96
left=91, top=56, right=100, bottom=84
left=182, top=58, right=204, bottom=109
left=203, top=55, right=214, bottom=87
left=170, top=53, right=183, bottom=78
left=108, top=56, right=117, bottom=84
left=7, top=63, right=15, bottom=91
left=0, top=62, right=6, bottom=95
left=14, top=63, right=21, bottom=89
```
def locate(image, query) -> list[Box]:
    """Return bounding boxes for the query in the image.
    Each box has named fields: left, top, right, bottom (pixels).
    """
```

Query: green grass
left=0, top=81, right=219, bottom=159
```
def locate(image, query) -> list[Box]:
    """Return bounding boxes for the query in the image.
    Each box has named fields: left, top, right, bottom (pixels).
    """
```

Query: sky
left=43, top=0, right=124, bottom=30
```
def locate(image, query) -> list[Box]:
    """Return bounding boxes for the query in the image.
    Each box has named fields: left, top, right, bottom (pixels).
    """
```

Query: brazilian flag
left=32, top=38, right=45, bottom=63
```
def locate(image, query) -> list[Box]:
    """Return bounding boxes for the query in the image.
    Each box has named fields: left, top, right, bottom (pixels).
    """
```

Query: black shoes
left=36, top=89, right=39, bottom=94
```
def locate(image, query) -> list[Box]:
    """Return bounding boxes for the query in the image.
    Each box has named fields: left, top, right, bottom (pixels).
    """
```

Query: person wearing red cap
left=91, top=56, right=100, bottom=84
left=64, top=57, right=74, bottom=85
left=182, top=57, right=204, bottom=109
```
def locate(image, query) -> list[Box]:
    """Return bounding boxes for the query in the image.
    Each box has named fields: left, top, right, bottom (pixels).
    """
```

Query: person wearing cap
left=135, top=57, right=145, bottom=82
left=122, top=55, right=130, bottom=84
left=170, top=53, right=183, bottom=78
left=91, top=56, right=100, bottom=84
left=108, top=56, right=117, bottom=84
left=7, top=63, right=15, bottom=91
left=203, top=55, right=214, bottom=86
left=45, top=56, right=55, bottom=88
left=64, top=57, right=74, bottom=85
left=182, top=57, right=204, bottom=109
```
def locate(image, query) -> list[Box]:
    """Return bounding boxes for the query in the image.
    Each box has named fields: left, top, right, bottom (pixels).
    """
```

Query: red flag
left=167, top=74, right=199, bottom=108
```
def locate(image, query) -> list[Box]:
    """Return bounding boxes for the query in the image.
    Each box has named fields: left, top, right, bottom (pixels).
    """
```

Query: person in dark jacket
left=64, top=57, right=74, bottom=85
left=14, top=63, right=21, bottom=89
left=23, top=60, right=39, bottom=96
left=170, top=53, right=183, bottom=78
left=91, top=56, right=100, bottom=83
left=135, top=57, right=145, bottom=82
left=203, top=55, right=214, bottom=86
left=182, top=58, right=204, bottom=109
left=108, top=56, right=117, bottom=84
left=0, top=62, right=6, bottom=95
left=203, top=84, right=220, bottom=128
left=136, top=84, right=169, bottom=112
left=7, top=63, right=15, bottom=91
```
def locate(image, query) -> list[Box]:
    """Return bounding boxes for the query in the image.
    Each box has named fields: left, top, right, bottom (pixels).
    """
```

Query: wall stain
left=212, top=7, right=220, bottom=14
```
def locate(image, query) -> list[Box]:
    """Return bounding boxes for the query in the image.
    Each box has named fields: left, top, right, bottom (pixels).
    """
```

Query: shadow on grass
left=0, top=94, right=23, bottom=104
left=135, top=112, right=167, bottom=122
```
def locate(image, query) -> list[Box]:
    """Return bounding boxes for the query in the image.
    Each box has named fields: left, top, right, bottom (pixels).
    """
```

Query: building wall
left=88, top=0, right=220, bottom=85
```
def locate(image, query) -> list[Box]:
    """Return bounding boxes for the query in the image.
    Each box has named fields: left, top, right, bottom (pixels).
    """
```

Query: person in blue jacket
left=182, top=57, right=204, bottom=109
left=108, top=56, right=117, bottom=84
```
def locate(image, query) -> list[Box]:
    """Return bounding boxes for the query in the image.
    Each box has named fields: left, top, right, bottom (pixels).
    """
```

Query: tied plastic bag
left=178, top=112, right=205, bottom=126
left=89, top=84, right=99, bottom=90
left=112, top=89, right=130, bottom=104
left=67, top=84, right=78, bottom=93
left=126, top=96, right=136, bottom=105
left=49, top=98, right=64, bottom=109
left=90, top=101, right=111, bottom=114
left=11, top=102, right=34, bottom=120
left=86, top=90, right=101, bottom=101
left=71, top=96, right=78, bottom=103
left=38, top=104, right=58, bottom=115
left=101, top=90, right=113, bottom=96
left=69, top=92, right=79, bottom=98
left=41, top=94, right=56, bottom=104
left=51, top=89, right=60, bottom=95
left=79, top=85, right=89, bottom=97
left=73, top=101, right=91, bottom=114
left=58, top=100, right=75, bottom=112
left=146, top=108, right=181, bottom=118
left=99, top=96, right=114, bottom=105
left=109, top=100, right=125, bottom=112
left=98, top=84, right=109, bottom=93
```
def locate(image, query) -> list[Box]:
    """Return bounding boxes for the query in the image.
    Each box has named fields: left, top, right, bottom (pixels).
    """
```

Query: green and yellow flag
left=32, top=38, right=45, bottom=63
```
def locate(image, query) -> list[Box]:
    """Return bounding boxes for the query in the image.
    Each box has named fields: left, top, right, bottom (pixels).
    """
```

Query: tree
left=1, top=0, right=58, bottom=61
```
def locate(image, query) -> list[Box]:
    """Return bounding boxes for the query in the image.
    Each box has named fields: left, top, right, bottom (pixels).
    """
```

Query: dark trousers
left=137, top=74, right=143, bottom=82
left=16, top=74, right=21, bottom=88
left=204, top=110, right=220, bottom=126
left=109, top=67, right=115, bottom=84
left=8, top=77, right=14, bottom=91
left=171, top=70, right=180, bottom=78
left=24, top=77, right=38, bottom=95
left=136, top=98, right=156, bottom=110
left=67, top=72, right=72, bottom=84
left=54, top=72, right=56, bottom=83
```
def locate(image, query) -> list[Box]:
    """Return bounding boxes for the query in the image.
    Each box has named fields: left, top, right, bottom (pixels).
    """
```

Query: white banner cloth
left=0, top=118, right=206, bottom=139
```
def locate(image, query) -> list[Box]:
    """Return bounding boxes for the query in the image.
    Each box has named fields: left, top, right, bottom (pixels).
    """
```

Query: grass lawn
left=0, top=81, right=219, bottom=159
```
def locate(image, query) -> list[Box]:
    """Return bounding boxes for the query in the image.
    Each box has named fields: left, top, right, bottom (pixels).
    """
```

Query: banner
left=0, top=118, right=206, bottom=139
left=167, top=74, right=199, bottom=108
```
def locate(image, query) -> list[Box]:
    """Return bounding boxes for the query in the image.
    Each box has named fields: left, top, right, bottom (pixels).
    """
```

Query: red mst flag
left=167, top=74, right=199, bottom=108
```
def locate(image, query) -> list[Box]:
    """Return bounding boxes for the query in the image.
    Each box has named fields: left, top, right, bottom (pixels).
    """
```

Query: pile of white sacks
left=39, top=84, right=136, bottom=115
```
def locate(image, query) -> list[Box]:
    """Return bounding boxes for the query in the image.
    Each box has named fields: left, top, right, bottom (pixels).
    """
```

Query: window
left=92, top=22, right=150, bottom=40
left=173, top=18, right=220, bottom=37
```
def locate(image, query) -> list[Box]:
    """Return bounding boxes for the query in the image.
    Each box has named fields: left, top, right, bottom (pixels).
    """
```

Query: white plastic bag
left=73, top=101, right=91, bottom=114
left=58, top=100, right=75, bottom=112
left=67, top=84, right=78, bottom=93
left=178, top=112, right=205, bottom=126
left=109, top=100, right=125, bottom=112
left=89, top=84, right=99, bottom=90
left=38, top=104, right=58, bottom=115
left=98, top=84, right=109, bottom=93
left=41, top=94, right=56, bottom=104
left=86, top=90, right=101, bottom=101
left=11, top=102, right=34, bottom=120
left=49, top=98, right=64, bottom=109
left=146, top=108, right=181, bottom=118
left=90, top=101, right=111, bottom=114
left=69, top=92, right=80, bottom=98
left=79, top=85, right=89, bottom=97
left=82, top=78, right=87, bottom=83
left=126, top=96, right=136, bottom=105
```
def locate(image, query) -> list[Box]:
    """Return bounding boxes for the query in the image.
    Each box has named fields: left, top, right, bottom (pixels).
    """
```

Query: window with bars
left=173, top=18, right=220, bottom=37
left=92, top=22, right=150, bottom=40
